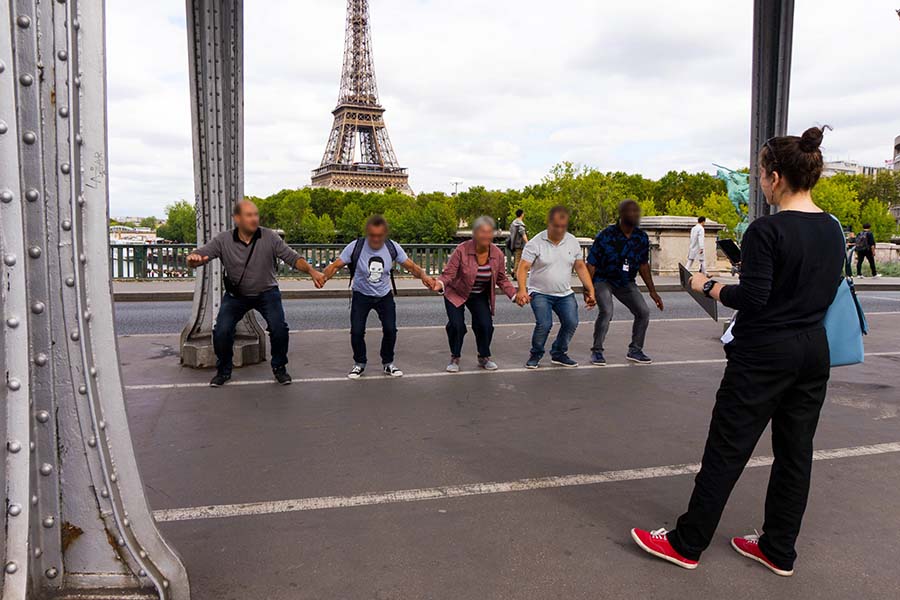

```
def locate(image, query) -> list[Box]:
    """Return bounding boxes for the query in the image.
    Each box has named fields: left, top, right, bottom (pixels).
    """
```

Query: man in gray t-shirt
left=187, top=200, right=325, bottom=387
left=322, top=215, right=435, bottom=379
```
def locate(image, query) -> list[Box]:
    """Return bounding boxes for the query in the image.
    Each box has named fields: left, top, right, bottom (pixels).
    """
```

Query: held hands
left=309, top=269, right=326, bottom=289
left=650, top=291, right=665, bottom=311
left=582, top=290, right=596, bottom=309
left=186, top=253, right=210, bottom=268
left=421, top=275, right=438, bottom=291
left=514, top=289, right=531, bottom=307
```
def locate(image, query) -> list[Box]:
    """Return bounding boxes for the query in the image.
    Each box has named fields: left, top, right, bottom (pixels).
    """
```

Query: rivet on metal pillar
left=749, top=0, right=795, bottom=221
left=2, top=1, right=190, bottom=598
left=180, top=0, right=266, bottom=368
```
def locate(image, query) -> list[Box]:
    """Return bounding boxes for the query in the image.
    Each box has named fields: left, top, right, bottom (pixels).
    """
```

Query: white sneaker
left=383, top=363, right=404, bottom=377
left=874, top=273, right=883, bottom=278
left=446, top=357, right=460, bottom=373
left=478, top=357, right=498, bottom=371
left=348, top=364, right=365, bottom=380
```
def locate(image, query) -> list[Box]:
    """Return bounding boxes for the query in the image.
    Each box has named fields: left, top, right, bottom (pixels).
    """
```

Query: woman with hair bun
left=631, top=126, right=845, bottom=577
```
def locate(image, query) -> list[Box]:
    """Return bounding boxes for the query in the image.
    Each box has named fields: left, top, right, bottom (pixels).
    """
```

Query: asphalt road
left=113, top=291, right=900, bottom=335
left=122, top=315, right=900, bottom=600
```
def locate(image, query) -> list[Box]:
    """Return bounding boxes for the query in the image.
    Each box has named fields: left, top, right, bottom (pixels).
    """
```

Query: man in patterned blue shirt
left=586, top=199, right=664, bottom=365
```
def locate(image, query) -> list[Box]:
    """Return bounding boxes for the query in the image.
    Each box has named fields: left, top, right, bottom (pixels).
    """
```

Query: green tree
left=336, top=203, right=366, bottom=241
left=811, top=178, right=861, bottom=231
left=277, top=189, right=313, bottom=242
left=156, top=200, right=196, bottom=243
left=859, top=198, right=898, bottom=242
left=299, top=212, right=336, bottom=243
left=139, top=216, right=159, bottom=229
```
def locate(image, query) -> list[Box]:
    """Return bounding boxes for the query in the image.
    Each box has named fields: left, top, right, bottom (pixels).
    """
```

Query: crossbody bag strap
left=233, top=233, right=260, bottom=295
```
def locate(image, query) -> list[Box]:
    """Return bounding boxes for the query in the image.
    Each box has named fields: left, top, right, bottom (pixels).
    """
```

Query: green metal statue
left=714, top=164, right=750, bottom=240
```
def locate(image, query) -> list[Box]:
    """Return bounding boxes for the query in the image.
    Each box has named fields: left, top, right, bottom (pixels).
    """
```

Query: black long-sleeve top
left=720, top=211, right=845, bottom=347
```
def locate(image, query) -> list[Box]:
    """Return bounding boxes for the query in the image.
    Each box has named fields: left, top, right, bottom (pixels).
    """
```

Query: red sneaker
left=631, top=528, right=699, bottom=570
left=730, top=532, right=794, bottom=577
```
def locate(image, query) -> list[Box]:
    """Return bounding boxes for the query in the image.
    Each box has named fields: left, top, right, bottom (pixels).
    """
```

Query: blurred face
left=233, top=201, right=260, bottom=234
left=473, top=224, right=494, bottom=247
left=547, top=213, right=569, bottom=238
left=366, top=224, right=387, bottom=250
left=620, top=203, right=641, bottom=228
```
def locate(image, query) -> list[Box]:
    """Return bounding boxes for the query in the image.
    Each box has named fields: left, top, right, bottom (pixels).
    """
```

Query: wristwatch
left=702, top=279, right=717, bottom=298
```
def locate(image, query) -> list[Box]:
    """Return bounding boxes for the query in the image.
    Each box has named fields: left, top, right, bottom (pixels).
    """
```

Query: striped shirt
left=470, top=263, right=492, bottom=296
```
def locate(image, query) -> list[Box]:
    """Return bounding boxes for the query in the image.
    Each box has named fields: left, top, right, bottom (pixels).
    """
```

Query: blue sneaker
left=551, top=354, right=579, bottom=368
left=525, top=354, right=541, bottom=369
left=590, top=351, right=607, bottom=366
left=627, top=350, right=653, bottom=364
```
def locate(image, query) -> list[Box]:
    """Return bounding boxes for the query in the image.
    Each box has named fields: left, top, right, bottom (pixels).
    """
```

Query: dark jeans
left=213, top=287, right=289, bottom=376
left=529, top=292, right=579, bottom=359
left=590, top=281, right=649, bottom=353
left=856, top=250, right=876, bottom=276
left=668, top=329, right=830, bottom=570
left=445, top=292, right=494, bottom=358
left=350, top=291, right=397, bottom=365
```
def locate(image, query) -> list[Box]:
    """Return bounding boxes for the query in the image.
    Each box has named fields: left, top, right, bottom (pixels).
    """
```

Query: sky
left=105, top=0, right=900, bottom=218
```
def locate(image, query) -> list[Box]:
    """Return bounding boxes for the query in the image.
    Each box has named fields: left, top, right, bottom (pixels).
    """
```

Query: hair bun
left=799, top=126, right=826, bottom=153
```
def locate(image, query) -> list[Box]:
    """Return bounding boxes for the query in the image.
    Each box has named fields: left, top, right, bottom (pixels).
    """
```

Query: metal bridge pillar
left=749, top=0, right=795, bottom=220
left=1, top=1, right=189, bottom=598
left=180, top=0, right=266, bottom=368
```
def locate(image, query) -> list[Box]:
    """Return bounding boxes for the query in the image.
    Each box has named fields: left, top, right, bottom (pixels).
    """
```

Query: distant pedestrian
left=586, top=199, right=664, bottom=366
left=686, top=216, right=707, bottom=274
left=186, top=199, right=326, bottom=387
left=507, top=209, right=529, bottom=274
left=515, top=206, right=596, bottom=369
left=321, top=215, right=435, bottom=379
left=631, top=126, right=844, bottom=578
left=854, top=223, right=879, bottom=278
left=433, top=216, right=517, bottom=372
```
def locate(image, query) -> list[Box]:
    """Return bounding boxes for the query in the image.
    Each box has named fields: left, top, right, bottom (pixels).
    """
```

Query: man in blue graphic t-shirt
left=323, top=215, right=435, bottom=379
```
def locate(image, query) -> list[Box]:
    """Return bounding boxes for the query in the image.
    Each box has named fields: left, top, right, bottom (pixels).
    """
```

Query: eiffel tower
left=312, top=0, right=413, bottom=194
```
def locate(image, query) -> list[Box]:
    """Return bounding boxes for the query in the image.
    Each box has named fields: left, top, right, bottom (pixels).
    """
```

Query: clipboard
left=679, top=263, right=718, bottom=322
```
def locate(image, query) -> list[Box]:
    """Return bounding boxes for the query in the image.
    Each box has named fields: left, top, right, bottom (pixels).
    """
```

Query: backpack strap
left=386, top=240, right=399, bottom=296
left=347, top=237, right=365, bottom=288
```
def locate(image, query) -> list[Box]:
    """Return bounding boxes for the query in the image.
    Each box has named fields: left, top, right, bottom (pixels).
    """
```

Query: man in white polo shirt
left=515, top=205, right=596, bottom=369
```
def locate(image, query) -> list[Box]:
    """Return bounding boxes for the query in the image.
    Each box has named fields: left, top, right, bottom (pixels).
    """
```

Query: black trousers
left=213, top=287, right=289, bottom=376
left=668, top=328, right=830, bottom=570
left=856, top=250, right=877, bottom=277
left=444, top=292, right=494, bottom=358
left=350, top=291, right=397, bottom=365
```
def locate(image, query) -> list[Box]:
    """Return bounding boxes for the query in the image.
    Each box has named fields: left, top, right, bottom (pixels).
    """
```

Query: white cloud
left=105, top=0, right=900, bottom=217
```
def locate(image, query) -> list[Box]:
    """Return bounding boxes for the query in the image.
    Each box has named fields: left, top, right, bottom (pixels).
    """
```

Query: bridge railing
left=109, top=242, right=595, bottom=280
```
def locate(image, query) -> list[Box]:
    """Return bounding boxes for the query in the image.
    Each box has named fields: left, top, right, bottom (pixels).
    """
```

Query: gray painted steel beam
left=180, top=0, right=266, bottom=368
left=749, top=0, right=795, bottom=220
left=1, top=1, right=189, bottom=598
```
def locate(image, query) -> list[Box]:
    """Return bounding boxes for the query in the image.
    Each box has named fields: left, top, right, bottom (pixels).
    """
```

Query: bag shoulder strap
left=828, top=215, right=853, bottom=279
left=233, top=230, right=260, bottom=294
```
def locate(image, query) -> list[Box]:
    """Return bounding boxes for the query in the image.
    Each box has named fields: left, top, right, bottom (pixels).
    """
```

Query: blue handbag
left=824, top=217, right=868, bottom=367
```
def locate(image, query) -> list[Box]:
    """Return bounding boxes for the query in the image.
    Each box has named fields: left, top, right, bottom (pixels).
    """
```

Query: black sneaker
left=551, top=354, right=579, bottom=368
left=274, top=370, right=292, bottom=385
left=209, top=372, right=231, bottom=387
left=627, top=350, right=653, bottom=364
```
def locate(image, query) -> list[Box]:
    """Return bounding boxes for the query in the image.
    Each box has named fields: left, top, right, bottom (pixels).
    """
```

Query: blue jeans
left=529, top=292, right=579, bottom=359
left=213, top=287, right=289, bottom=376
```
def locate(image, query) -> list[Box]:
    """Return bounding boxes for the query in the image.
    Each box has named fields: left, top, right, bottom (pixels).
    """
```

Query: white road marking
left=124, top=351, right=900, bottom=391
left=152, top=441, right=900, bottom=523
left=865, top=296, right=900, bottom=303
